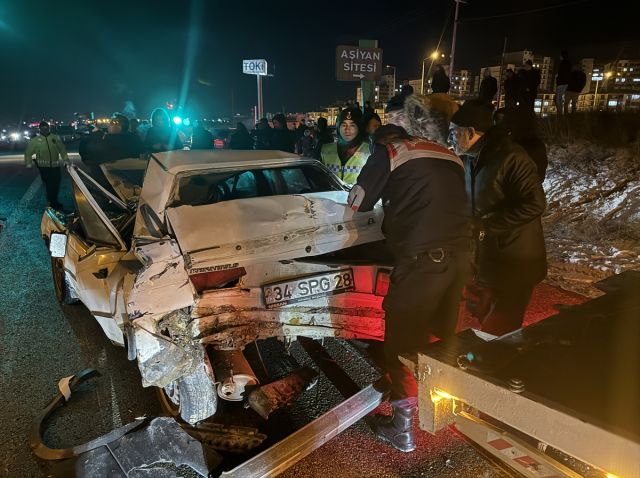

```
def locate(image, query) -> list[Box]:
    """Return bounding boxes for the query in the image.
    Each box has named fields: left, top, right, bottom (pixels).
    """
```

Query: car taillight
left=190, top=267, right=246, bottom=292
left=375, top=269, right=391, bottom=296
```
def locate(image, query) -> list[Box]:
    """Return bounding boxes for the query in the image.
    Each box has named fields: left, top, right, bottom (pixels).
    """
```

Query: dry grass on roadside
left=538, top=111, right=640, bottom=154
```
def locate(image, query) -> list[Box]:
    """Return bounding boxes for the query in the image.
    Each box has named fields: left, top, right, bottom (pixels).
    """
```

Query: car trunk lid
left=165, top=191, right=384, bottom=274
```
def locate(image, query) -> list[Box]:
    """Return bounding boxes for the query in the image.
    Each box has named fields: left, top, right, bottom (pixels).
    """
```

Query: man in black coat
left=448, top=100, right=547, bottom=337
left=350, top=96, right=471, bottom=453
left=401, top=78, right=414, bottom=95
left=503, top=68, right=520, bottom=108
left=565, top=65, right=586, bottom=114
left=479, top=68, right=498, bottom=103
left=229, top=123, right=254, bottom=150
left=431, top=65, right=450, bottom=94
left=555, top=50, right=572, bottom=115
left=270, top=113, right=295, bottom=153
left=311, top=117, right=334, bottom=159
left=517, top=60, right=541, bottom=111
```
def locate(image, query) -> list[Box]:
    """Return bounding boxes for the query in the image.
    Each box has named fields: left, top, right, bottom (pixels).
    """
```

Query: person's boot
left=366, top=405, right=417, bottom=453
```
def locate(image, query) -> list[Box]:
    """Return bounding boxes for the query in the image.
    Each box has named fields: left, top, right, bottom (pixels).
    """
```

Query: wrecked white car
left=41, top=151, right=392, bottom=424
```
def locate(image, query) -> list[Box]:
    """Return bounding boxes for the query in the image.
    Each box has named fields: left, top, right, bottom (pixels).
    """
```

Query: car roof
left=152, top=149, right=305, bottom=174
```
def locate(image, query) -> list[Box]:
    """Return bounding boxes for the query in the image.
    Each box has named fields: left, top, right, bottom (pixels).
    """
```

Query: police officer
left=350, top=96, right=471, bottom=453
left=24, top=121, right=69, bottom=210
left=320, top=107, right=369, bottom=185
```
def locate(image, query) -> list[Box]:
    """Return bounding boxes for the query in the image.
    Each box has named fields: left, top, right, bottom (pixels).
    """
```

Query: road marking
left=111, top=377, right=123, bottom=428
left=0, top=175, right=42, bottom=238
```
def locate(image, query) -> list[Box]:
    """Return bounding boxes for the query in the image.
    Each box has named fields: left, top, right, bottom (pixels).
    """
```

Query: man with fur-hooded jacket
left=382, top=94, right=453, bottom=147
left=349, top=95, right=471, bottom=453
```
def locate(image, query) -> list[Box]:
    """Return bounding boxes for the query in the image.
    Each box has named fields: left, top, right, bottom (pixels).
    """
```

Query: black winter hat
left=111, top=113, right=130, bottom=132
left=450, top=99, right=493, bottom=133
left=385, top=95, right=405, bottom=113
left=337, top=107, right=363, bottom=131
left=272, top=113, right=288, bottom=128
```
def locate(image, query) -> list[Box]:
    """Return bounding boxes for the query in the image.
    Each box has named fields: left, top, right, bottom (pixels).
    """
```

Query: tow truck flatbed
left=400, top=270, right=640, bottom=478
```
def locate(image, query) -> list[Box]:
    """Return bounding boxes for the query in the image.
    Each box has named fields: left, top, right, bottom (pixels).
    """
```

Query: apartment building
left=608, top=59, right=640, bottom=91
left=477, top=50, right=555, bottom=94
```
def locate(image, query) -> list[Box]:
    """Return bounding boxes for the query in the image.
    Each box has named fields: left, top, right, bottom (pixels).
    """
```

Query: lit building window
left=631, top=95, right=640, bottom=99
left=534, top=108, right=541, bottom=112
left=608, top=100, right=617, bottom=106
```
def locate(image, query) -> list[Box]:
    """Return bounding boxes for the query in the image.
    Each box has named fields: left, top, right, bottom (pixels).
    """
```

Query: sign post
left=243, top=59, right=268, bottom=120
left=335, top=43, right=383, bottom=111
left=359, top=40, right=378, bottom=111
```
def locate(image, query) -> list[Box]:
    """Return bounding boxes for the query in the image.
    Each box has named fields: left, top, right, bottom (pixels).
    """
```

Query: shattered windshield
left=170, top=164, right=344, bottom=207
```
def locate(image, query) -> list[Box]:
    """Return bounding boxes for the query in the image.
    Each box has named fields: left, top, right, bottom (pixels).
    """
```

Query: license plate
left=262, top=269, right=355, bottom=309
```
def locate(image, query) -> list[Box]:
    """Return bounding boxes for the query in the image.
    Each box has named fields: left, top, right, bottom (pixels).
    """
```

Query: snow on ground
left=542, top=141, right=640, bottom=296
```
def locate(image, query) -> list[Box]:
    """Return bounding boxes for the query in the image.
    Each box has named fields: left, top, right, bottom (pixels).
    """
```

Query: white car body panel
left=167, top=191, right=384, bottom=273
left=128, top=240, right=196, bottom=317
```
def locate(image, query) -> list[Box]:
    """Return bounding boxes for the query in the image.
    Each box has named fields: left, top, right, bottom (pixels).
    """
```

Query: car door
left=67, top=165, right=131, bottom=343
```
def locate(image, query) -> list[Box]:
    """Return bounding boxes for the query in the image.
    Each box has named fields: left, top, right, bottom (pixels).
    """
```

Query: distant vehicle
left=56, top=125, right=75, bottom=142
left=210, top=128, right=230, bottom=149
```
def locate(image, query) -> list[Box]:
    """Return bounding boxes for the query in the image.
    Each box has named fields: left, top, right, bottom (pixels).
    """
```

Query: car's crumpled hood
left=165, top=191, right=384, bottom=274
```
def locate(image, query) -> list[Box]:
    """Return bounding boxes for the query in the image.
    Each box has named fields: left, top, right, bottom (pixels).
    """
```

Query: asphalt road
left=0, top=152, right=511, bottom=478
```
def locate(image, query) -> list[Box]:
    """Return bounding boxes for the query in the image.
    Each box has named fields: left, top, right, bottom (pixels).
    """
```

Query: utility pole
left=231, top=89, right=234, bottom=118
left=359, top=39, right=377, bottom=112
left=449, top=0, right=466, bottom=94
left=256, top=76, right=263, bottom=120
left=495, top=37, right=507, bottom=111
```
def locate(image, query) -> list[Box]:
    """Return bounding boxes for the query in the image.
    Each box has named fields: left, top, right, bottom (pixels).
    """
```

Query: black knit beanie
left=450, top=99, right=493, bottom=133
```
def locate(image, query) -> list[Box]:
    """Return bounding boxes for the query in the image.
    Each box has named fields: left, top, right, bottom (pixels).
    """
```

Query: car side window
left=281, top=168, right=312, bottom=194
left=229, top=171, right=258, bottom=198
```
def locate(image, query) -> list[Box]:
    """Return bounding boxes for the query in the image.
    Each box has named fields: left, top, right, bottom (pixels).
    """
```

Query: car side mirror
left=49, top=232, right=68, bottom=258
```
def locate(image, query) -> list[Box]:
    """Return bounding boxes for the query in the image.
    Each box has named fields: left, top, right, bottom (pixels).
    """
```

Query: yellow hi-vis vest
left=320, top=141, right=370, bottom=185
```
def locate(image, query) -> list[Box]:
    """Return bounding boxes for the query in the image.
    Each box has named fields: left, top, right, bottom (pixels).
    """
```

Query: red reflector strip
left=487, top=438, right=513, bottom=451
left=190, top=267, right=246, bottom=292
left=375, top=269, right=391, bottom=296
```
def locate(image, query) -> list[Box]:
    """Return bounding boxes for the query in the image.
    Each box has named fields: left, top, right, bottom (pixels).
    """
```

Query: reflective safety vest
left=320, top=141, right=370, bottom=185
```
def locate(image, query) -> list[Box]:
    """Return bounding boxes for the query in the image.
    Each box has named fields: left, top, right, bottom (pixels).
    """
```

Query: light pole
left=421, top=52, right=439, bottom=94
left=448, top=0, right=466, bottom=94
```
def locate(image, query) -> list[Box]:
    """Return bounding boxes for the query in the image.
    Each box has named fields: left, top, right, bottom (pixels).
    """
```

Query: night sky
left=1, top=0, right=638, bottom=123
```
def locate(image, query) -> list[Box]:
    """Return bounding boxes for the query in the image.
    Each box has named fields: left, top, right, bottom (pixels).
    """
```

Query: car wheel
left=156, top=381, right=181, bottom=418
left=51, top=257, right=79, bottom=305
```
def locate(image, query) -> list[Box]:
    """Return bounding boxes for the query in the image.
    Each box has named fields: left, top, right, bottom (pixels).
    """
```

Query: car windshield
left=170, top=164, right=343, bottom=207
left=57, top=126, right=73, bottom=133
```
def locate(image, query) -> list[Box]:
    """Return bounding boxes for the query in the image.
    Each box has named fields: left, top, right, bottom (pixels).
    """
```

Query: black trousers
left=37, top=165, right=62, bottom=207
left=477, top=285, right=534, bottom=337
left=382, top=248, right=471, bottom=407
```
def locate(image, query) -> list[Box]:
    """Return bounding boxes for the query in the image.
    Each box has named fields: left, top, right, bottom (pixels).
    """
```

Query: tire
left=156, top=381, right=182, bottom=419
left=51, top=257, right=79, bottom=305
left=177, top=362, right=218, bottom=425
left=156, top=359, right=218, bottom=425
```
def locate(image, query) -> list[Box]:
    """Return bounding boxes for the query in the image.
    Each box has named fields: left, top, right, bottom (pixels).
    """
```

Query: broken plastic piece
left=181, top=422, right=267, bottom=453
left=29, top=369, right=146, bottom=461
left=58, top=375, right=74, bottom=401
left=247, top=367, right=319, bottom=419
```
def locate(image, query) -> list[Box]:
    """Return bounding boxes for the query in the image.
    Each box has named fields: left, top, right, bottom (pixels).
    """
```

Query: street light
left=421, top=52, right=439, bottom=94
left=593, top=72, right=612, bottom=110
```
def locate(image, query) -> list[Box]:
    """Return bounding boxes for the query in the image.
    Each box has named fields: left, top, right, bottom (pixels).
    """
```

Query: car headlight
left=11, top=133, right=19, bottom=140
